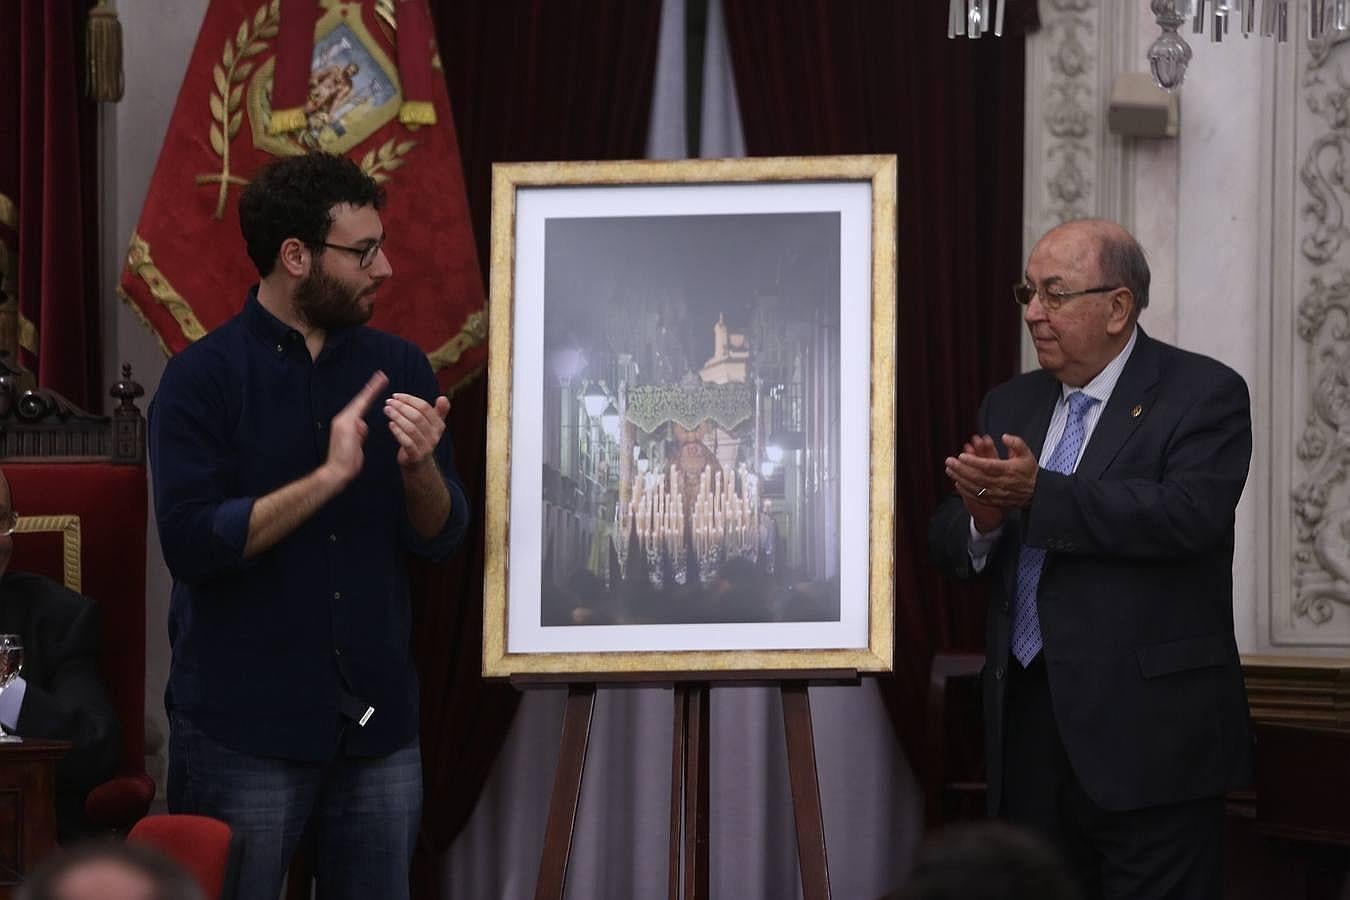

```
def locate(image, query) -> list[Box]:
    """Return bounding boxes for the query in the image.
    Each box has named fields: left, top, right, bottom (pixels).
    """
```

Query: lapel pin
left=1131, top=404, right=1143, bottom=418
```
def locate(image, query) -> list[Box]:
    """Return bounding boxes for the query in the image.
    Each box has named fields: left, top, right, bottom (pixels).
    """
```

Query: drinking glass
left=0, top=634, right=24, bottom=742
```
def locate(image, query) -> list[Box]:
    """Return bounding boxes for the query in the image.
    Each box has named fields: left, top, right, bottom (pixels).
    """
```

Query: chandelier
left=946, top=0, right=1008, bottom=38
left=948, top=0, right=1350, bottom=91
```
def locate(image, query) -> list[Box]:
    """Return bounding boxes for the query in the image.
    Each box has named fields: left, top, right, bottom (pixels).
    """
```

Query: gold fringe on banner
left=268, top=107, right=307, bottom=135
left=267, top=0, right=319, bottom=135
left=426, top=309, right=487, bottom=372
left=398, top=100, right=436, bottom=126
left=86, top=1, right=125, bottom=103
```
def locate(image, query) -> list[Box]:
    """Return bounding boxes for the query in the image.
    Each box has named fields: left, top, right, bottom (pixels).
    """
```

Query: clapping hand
left=944, top=433, right=1039, bottom=526
left=326, top=370, right=389, bottom=485
left=385, top=392, right=450, bottom=469
left=946, top=434, right=1004, bottom=532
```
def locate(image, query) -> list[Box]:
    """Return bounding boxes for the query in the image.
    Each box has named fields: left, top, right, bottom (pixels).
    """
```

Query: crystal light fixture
left=947, top=0, right=1007, bottom=38
left=1147, top=0, right=1302, bottom=91
left=951, top=0, right=1350, bottom=92
left=1149, top=0, right=1194, bottom=90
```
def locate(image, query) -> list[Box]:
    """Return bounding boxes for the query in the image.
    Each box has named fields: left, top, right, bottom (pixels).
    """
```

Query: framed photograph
left=482, top=155, right=895, bottom=678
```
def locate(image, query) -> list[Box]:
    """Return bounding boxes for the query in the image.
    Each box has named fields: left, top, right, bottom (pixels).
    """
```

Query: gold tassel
left=86, top=1, right=125, bottom=103
left=268, top=107, right=308, bottom=135
left=398, top=101, right=436, bottom=127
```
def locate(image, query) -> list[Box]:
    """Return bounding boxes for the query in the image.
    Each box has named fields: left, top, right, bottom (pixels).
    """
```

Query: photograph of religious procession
left=541, top=210, right=840, bottom=628
left=483, top=156, right=895, bottom=676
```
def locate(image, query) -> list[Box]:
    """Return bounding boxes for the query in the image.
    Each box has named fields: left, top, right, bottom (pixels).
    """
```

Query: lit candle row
left=627, top=464, right=685, bottom=560
left=616, top=459, right=762, bottom=572
left=690, top=463, right=759, bottom=558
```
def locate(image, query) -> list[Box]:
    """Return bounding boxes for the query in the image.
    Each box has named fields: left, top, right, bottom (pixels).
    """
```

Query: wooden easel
left=528, top=673, right=856, bottom=900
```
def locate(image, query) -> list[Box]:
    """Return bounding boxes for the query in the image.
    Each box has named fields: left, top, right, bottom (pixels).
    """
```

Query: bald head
left=1039, top=219, right=1150, bottom=319
left=1022, top=219, right=1146, bottom=386
left=49, top=859, right=160, bottom=900
left=15, top=840, right=203, bottom=900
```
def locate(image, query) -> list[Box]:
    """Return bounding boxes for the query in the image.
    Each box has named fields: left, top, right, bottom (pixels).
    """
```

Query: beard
left=294, top=263, right=374, bottom=331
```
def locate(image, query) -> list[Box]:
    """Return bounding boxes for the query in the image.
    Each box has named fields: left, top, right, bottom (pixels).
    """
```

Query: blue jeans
left=167, top=712, right=422, bottom=900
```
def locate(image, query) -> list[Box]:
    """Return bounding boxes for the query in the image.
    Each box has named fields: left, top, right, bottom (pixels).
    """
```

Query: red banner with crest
left=118, top=0, right=485, bottom=391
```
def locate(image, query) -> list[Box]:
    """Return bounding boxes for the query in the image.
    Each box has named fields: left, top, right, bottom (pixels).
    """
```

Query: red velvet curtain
left=410, top=4, right=662, bottom=897
left=433, top=0, right=665, bottom=277
left=0, top=0, right=101, bottom=409
left=721, top=1, right=1032, bottom=780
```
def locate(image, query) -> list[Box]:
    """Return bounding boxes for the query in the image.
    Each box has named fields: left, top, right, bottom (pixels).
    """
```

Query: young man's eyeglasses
left=317, top=234, right=386, bottom=269
left=1012, top=282, right=1123, bottom=312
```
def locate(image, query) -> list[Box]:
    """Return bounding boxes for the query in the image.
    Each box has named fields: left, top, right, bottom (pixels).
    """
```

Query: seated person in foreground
left=17, top=839, right=203, bottom=900
left=893, top=821, right=1081, bottom=900
left=0, top=469, right=121, bottom=841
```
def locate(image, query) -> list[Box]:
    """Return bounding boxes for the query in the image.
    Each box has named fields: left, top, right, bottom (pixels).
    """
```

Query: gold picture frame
left=483, top=155, right=896, bottom=679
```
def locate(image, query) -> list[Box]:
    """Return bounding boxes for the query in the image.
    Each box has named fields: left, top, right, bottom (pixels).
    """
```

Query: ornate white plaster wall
left=1172, top=32, right=1269, bottom=653
left=1022, top=1, right=1164, bottom=363
left=1263, top=18, right=1350, bottom=650
left=1022, top=1, right=1350, bottom=655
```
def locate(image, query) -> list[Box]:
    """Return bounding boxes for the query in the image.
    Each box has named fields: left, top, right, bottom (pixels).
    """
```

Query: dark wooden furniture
left=1240, top=658, right=1350, bottom=900
left=0, top=360, right=155, bottom=833
left=920, top=653, right=1350, bottom=898
left=0, top=740, right=70, bottom=898
left=922, top=652, right=985, bottom=827
left=1254, top=719, right=1350, bottom=842
left=0, top=361, right=144, bottom=464
left=1242, top=655, right=1350, bottom=731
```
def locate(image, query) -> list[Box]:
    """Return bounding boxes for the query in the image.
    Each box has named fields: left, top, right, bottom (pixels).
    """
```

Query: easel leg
left=684, top=683, right=710, bottom=900
left=668, top=686, right=687, bottom=900
left=534, top=684, right=596, bottom=900
left=669, top=683, right=710, bottom=900
left=782, top=681, right=831, bottom=900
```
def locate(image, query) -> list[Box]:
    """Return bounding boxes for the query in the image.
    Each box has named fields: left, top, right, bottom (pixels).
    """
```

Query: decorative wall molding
left=1265, top=15, right=1350, bottom=647
left=1025, top=0, right=1099, bottom=252
left=1022, top=0, right=1136, bottom=366
left=1243, top=655, right=1350, bottom=730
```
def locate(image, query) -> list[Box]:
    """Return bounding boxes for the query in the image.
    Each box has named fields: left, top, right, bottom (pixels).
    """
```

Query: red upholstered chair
left=1, top=363, right=156, bottom=832
left=129, top=814, right=241, bottom=900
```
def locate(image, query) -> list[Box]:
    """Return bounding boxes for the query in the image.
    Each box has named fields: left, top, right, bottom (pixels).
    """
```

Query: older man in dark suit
left=929, top=219, right=1253, bottom=899
left=0, top=469, right=120, bottom=841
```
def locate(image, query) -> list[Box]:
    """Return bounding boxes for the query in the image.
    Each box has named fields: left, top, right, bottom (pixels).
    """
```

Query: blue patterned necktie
left=1011, top=390, right=1098, bottom=667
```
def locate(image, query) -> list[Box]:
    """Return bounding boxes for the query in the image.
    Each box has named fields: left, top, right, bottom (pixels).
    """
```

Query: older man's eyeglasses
left=0, top=511, right=18, bottom=536
left=318, top=234, right=386, bottom=269
left=1012, top=282, right=1123, bottom=312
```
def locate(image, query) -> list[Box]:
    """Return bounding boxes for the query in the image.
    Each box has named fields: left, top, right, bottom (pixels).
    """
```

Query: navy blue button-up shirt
left=149, top=290, right=469, bottom=761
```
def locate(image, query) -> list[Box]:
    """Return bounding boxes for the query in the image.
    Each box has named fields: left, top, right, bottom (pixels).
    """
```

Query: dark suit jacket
left=0, top=570, right=121, bottom=839
left=929, top=330, right=1254, bottom=814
